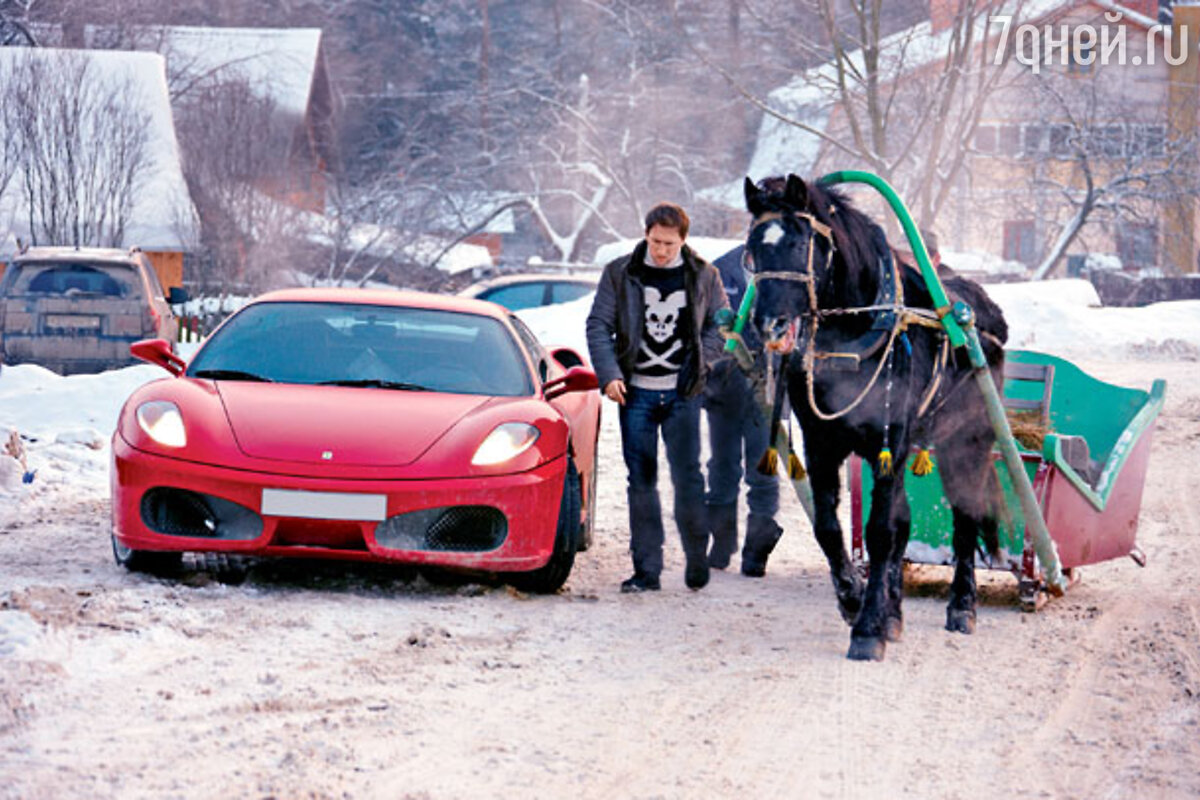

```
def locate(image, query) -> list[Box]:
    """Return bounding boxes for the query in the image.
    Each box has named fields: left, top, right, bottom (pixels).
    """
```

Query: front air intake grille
left=374, top=506, right=507, bottom=552
left=141, top=487, right=263, bottom=541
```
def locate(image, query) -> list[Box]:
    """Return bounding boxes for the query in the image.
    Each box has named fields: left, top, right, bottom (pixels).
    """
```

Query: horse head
left=742, top=174, right=838, bottom=355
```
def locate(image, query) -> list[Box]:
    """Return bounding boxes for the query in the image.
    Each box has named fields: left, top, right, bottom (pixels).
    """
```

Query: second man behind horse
left=703, top=245, right=783, bottom=577
left=586, top=203, right=730, bottom=593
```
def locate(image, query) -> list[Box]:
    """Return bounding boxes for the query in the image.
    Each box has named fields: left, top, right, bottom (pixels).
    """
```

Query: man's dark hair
left=644, top=203, right=690, bottom=238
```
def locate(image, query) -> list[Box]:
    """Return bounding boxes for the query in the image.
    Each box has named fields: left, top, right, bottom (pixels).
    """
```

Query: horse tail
left=979, top=465, right=1009, bottom=563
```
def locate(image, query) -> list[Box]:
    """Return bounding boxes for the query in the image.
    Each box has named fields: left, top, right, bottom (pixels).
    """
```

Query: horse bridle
left=745, top=210, right=835, bottom=304
left=745, top=208, right=944, bottom=421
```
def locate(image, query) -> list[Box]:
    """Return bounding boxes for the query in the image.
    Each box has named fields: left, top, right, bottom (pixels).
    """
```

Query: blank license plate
left=261, top=489, right=387, bottom=521
left=44, top=314, right=101, bottom=330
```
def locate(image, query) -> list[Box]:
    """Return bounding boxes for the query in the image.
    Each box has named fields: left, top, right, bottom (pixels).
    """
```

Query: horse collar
left=811, top=248, right=903, bottom=372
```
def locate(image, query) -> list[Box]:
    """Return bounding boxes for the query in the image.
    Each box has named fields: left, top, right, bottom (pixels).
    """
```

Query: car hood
left=216, top=382, right=491, bottom=467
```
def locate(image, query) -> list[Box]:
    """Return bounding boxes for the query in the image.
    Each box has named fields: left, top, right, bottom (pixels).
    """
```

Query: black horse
left=743, top=174, right=1008, bottom=662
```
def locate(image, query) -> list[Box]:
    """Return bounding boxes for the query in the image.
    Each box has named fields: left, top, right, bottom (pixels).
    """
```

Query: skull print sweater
left=585, top=239, right=730, bottom=400
left=631, top=263, right=687, bottom=390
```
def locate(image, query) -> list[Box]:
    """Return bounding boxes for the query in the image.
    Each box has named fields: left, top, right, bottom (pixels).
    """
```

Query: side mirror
left=544, top=365, right=599, bottom=401
left=168, top=286, right=189, bottom=305
left=131, top=338, right=186, bottom=376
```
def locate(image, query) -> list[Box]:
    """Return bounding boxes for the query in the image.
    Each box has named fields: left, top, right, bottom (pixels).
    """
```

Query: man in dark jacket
left=703, top=245, right=783, bottom=577
left=586, top=203, right=729, bottom=593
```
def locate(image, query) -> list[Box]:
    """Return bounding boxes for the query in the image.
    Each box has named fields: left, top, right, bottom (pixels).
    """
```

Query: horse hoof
left=945, top=608, right=976, bottom=635
left=847, top=636, right=886, bottom=662
left=885, top=615, right=903, bottom=642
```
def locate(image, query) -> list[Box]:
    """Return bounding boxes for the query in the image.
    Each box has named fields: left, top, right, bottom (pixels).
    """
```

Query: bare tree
left=507, top=75, right=624, bottom=262
left=0, top=72, right=19, bottom=206
left=173, top=77, right=305, bottom=292
left=1008, top=90, right=1193, bottom=277
left=675, top=0, right=1020, bottom=229
left=0, top=0, right=38, bottom=46
left=4, top=50, right=151, bottom=247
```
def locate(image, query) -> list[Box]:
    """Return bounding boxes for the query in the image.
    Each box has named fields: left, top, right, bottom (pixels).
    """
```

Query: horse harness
left=746, top=208, right=949, bottom=425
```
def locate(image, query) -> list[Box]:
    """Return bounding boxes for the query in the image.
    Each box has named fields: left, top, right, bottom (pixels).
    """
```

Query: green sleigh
left=849, top=350, right=1166, bottom=610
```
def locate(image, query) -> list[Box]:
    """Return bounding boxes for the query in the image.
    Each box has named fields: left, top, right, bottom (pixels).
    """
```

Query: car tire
left=509, top=460, right=580, bottom=594
left=111, top=533, right=183, bottom=574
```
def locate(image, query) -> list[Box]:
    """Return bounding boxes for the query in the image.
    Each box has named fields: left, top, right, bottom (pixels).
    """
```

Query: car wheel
left=508, top=460, right=580, bottom=594
left=111, top=533, right=183, bottom=574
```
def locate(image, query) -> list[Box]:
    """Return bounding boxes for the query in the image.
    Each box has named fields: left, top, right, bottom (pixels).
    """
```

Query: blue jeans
left=703, top=370, right=779, bottom=518
left=618, top=387, right=707, bottom=577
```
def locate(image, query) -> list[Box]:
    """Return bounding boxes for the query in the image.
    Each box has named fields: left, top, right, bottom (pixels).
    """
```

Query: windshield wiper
left=192, top=368, right=274, bottom=383
left=318, top=378, right=432, bottom=391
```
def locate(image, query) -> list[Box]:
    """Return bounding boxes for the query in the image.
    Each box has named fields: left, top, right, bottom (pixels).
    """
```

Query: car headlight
left=471, top=422, right=540, bottom=466
left=136, top=400, right=187, bottom=448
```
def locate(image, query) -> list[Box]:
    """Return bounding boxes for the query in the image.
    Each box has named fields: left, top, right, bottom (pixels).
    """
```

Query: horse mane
left=805, top=182, right=887, bottom=278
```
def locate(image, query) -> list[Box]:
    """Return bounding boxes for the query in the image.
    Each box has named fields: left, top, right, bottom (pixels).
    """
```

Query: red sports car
left=110, top=288, right=601, bottom=593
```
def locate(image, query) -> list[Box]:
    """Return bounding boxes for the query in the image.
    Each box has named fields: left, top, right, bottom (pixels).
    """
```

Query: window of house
left=1049, top=124, right=1074, bottom=157
left=999, top=125, right=1022, bottom=156
left=1023, top=125, right=1046, bottom=156
left=1116, top=222, right=1158, bottom=271
left=1097, top=125, right=1126, bottom=158
left=1129, top=125, right=1166, bottom=159
left=974, top=124, right=997, bottom=154
left=1002, top=220, right=1037, bottom=266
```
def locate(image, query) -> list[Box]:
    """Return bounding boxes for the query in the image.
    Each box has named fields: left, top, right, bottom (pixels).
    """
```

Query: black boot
left=706, top=503, right=739, bottom=569
left=741, top=514, right=783, bottom=578
left=681, top=532, right=710, bottom=590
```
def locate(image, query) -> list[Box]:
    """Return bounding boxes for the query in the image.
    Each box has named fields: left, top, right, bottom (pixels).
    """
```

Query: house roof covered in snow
left=79, top=25, right=324, bottom=116
left=0, top=47, right=198, bottom=255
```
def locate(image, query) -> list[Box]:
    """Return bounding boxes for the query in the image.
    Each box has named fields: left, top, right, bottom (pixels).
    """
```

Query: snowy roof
left=86, top=25, right=323, bottom=116
left=700, top=1, right=1158, bottom=209
left=0, top=47, right=198, bottom=254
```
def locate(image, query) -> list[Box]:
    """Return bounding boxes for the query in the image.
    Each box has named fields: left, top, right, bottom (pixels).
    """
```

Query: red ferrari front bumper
left=111, top=436, right=566, bottom=571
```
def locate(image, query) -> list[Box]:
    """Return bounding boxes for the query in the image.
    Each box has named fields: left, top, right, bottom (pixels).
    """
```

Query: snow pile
left=0, top=609, right=42, bottom=657
left=988, top=280, right=1200, bottom=361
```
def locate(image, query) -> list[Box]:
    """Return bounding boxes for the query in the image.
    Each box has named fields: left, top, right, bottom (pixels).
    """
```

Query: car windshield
left=4, top=262, right=136, bottom=298
left=187, top=301, right=534, bottom=396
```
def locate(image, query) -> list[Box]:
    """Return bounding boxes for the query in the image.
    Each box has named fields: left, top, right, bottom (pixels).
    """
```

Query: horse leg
left=806, top=451, right=863, bottom=626
left=884, top=489, right=912, bottom=643
left=848, top=474, right=904, bottom=662
left=945, top=507, right=980, bottom=634
left=939, top=446, right=1000, bottom=636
